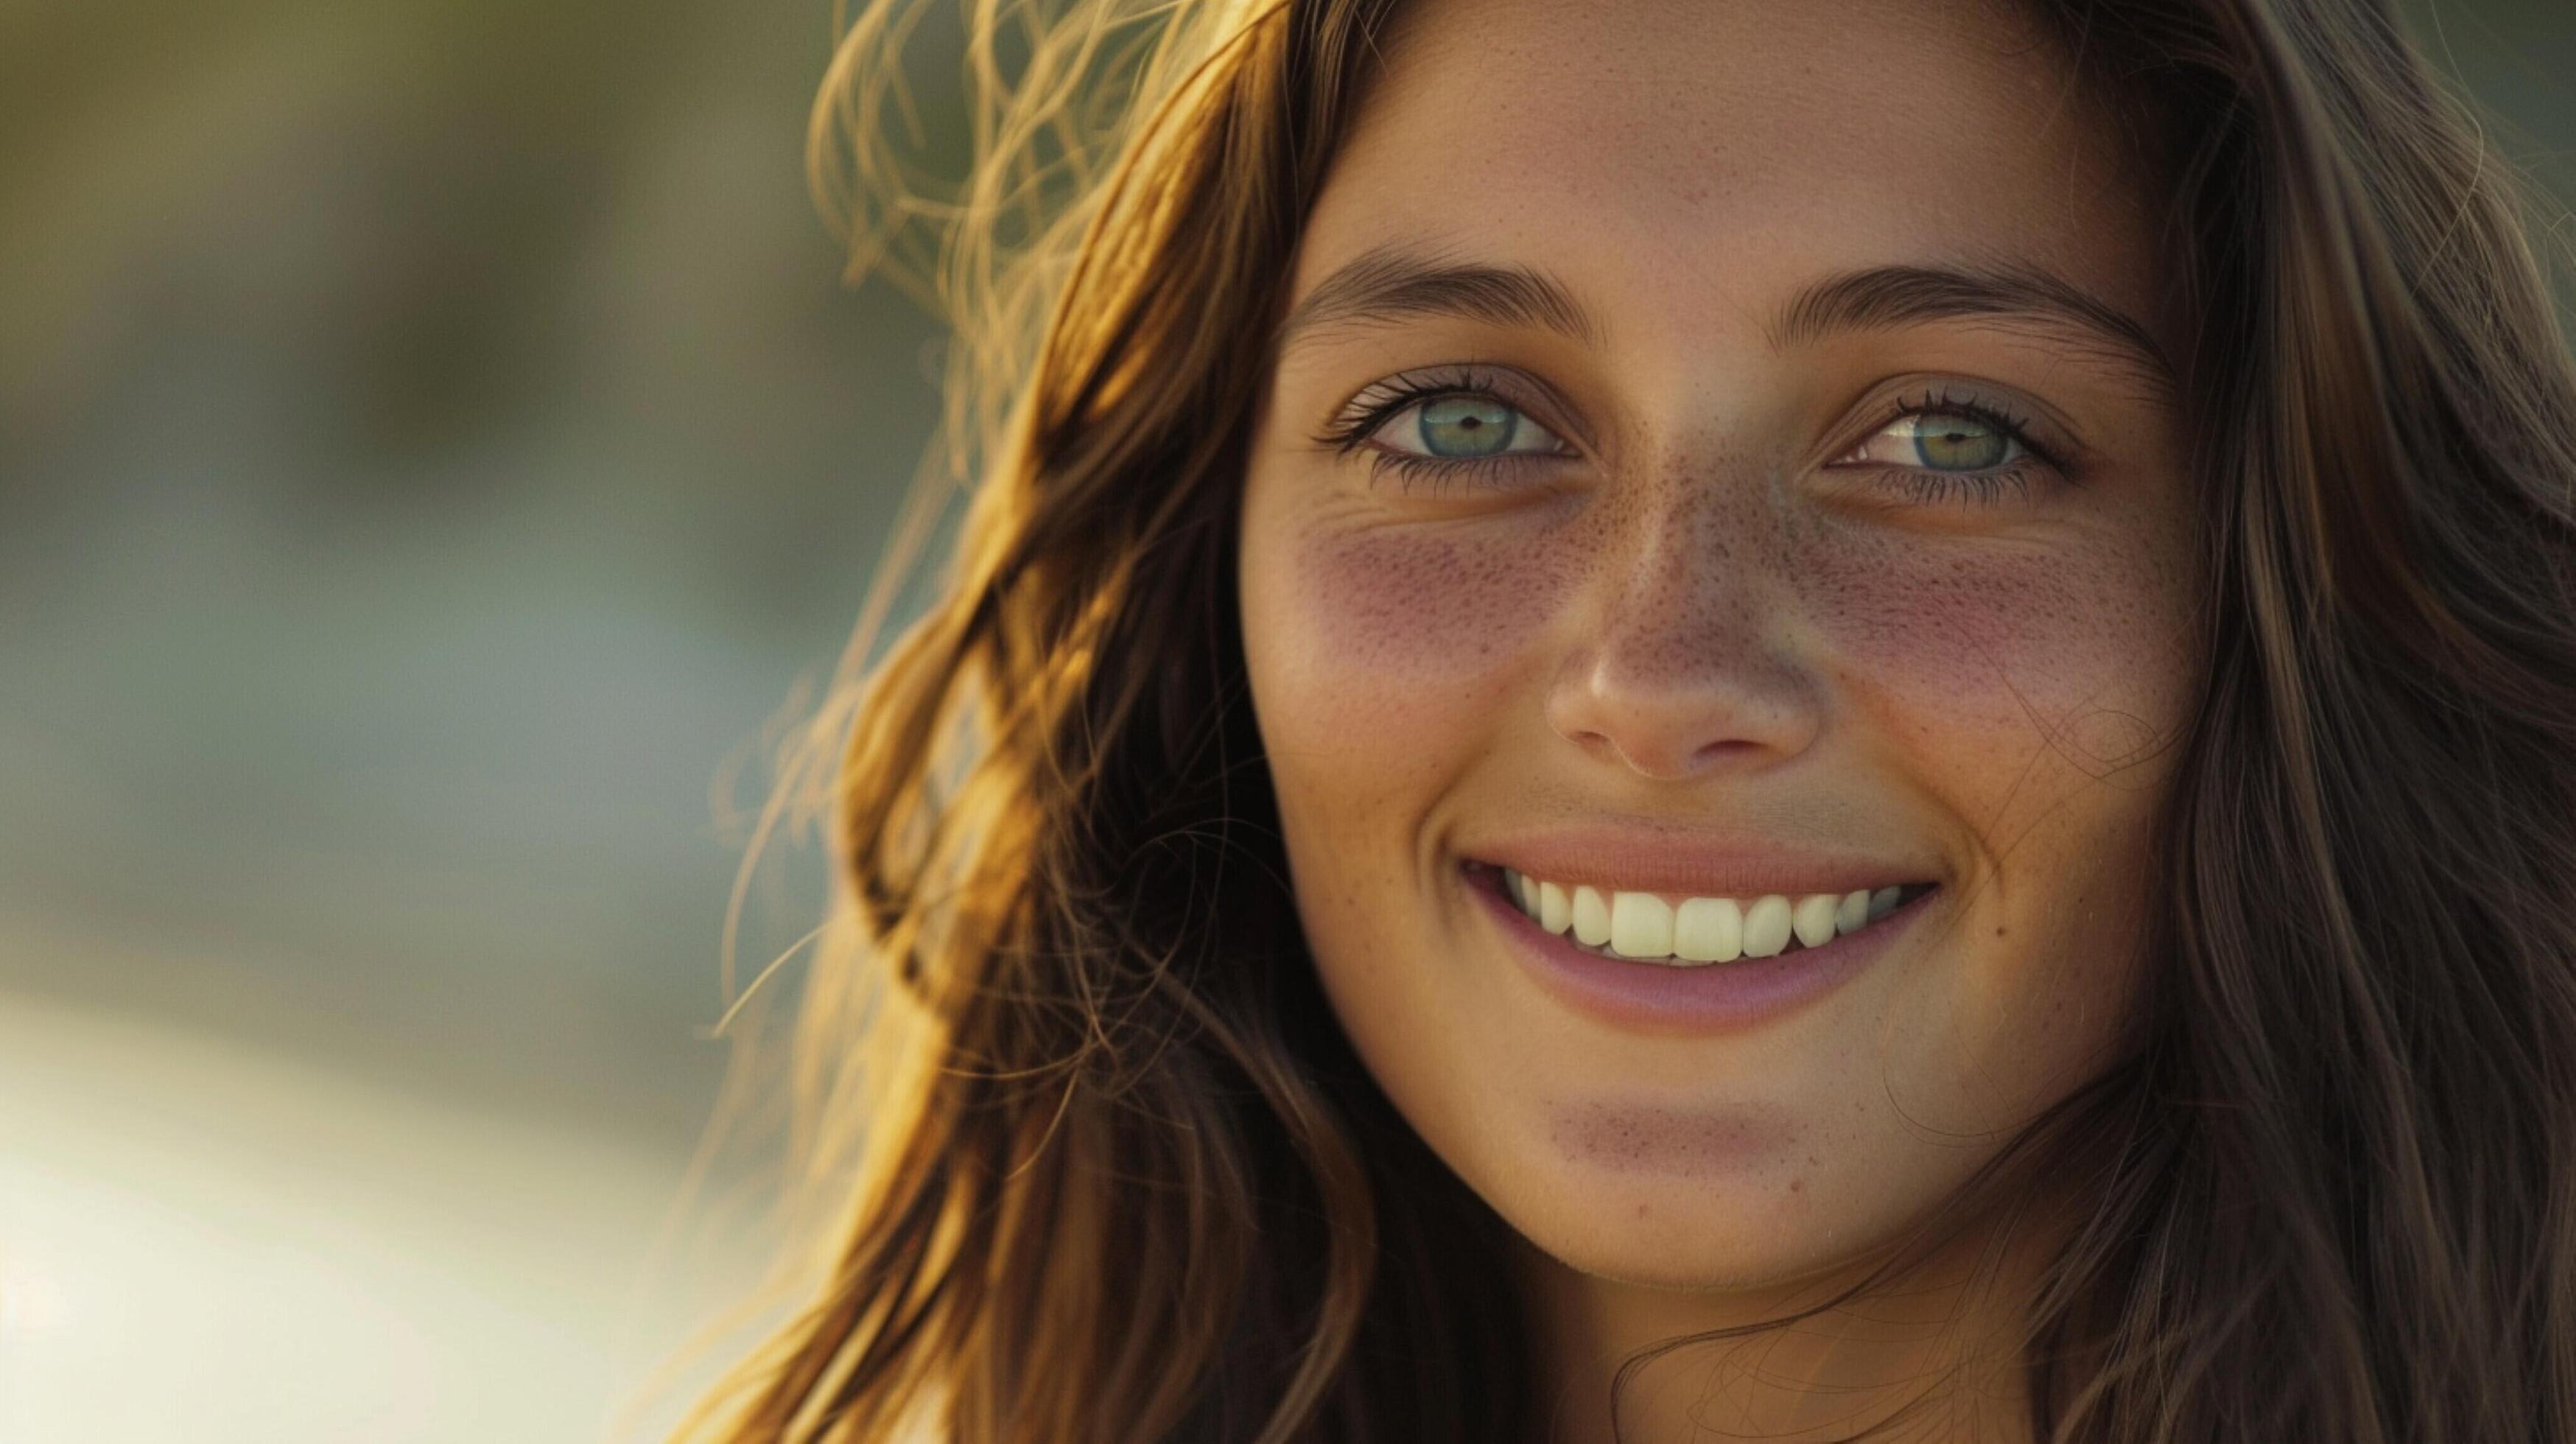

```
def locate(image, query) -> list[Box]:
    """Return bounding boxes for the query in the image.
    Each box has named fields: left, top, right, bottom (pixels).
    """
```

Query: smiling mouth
left=1463, top=860, right=1938, bottom=966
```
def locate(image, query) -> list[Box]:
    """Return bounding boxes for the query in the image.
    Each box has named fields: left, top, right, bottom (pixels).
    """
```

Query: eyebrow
left=1769, top=260, right=2179, bottom=402
left=1274, top=245, right=2177, bottom=401
left=1272, top=242, right=1604, bottom=352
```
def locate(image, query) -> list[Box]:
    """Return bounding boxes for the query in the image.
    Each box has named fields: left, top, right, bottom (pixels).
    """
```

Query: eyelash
left=1314, top=372, right=2066, bottom=505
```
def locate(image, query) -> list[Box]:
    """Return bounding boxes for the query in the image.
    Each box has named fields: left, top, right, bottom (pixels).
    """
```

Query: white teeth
left=1608, top=891, right=1674, bottom=958
left=1741, top=894, right=1794, bottom=958
left=1673, top=896, right=1742, bottom=962
left=1539, top=880, right=1570, bottom=934
left=1834, top=889, right=1870, bottom=936
left=1790, top=894, right=1841, bottom=949
left=1570, top=886, right=1612, bottom=947
left=1491, top=866, right=1920, bottom=967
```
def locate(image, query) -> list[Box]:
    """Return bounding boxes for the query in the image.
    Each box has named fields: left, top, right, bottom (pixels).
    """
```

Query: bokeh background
left=0, top=1, right=2570, bottom=1440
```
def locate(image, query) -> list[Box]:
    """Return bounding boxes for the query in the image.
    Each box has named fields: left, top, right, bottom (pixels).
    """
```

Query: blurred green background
left=0, top=1, right=2569, bottom=1440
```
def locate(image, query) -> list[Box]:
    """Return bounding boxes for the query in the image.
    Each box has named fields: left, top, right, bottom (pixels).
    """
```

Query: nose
left=1543, top=481, right=1824, bottom=781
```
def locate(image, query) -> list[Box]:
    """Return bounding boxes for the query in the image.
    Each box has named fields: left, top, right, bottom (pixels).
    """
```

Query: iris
left=1418, top=396, right=1518, bottom=457
left=1912, top=413, right=2007, bottom=469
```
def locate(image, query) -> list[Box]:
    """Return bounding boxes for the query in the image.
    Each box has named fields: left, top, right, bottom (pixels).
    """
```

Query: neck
left=1508, top=1206, right=2054, bottom=1444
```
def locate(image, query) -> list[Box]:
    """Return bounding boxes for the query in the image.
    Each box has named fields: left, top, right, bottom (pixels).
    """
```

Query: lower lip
left=1460, top=861, right=1930, bottom=1036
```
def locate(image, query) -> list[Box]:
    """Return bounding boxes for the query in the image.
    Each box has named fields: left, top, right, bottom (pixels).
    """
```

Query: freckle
left=1635, top=1202, right=1649, bottom=1219
left=1548, top=1102, right=1789, bottom=1176
left=1310, top=527, right=1571, bottom=684
left=1995, top=925, right=2007, bottom=938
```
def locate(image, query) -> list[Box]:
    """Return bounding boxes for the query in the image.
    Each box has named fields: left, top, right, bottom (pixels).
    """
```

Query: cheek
left=1246, top=515, right=1575, bottom=1006
left=1794, top=524, right=2194, bottom=790
left=1790, top=521, right=2190, bottom=1098
left=1242, top=513, right=1579, bottom=1096
left=1253, top=515, right=1579, bottom=743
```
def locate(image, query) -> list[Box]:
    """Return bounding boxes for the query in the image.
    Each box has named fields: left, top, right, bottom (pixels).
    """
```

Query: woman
left=675, top=0, right=2576, bottom=1438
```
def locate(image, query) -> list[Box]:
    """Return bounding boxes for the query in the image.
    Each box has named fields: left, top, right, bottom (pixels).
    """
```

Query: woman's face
left=1238, top=0, right=2196, bottom=1294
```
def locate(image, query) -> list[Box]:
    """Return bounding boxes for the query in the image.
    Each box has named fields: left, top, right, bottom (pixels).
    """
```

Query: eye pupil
left=1913, top=413, right=2007, bottom=470
left=1419, top=396, right=1518, bottom=457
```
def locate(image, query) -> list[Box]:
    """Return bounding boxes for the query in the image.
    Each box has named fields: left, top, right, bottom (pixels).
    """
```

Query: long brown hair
left=668, top=0, right=2576, bottom=1438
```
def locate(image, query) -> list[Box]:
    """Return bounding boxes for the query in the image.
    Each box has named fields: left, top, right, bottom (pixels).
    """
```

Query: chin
left=1479, top=1160, right=1887, bottom=1294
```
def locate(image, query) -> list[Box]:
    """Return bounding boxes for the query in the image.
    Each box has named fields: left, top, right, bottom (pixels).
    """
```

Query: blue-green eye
left=1319, top=366, right=1575, bottom=481
left=1378, top=393, right=1566, bottom=460
left=1419, top=396, right=1516, bottom=455
left=1906, top=413, right=2008, bottom=469
left=1819, top=393, right=2069, bottom=509
left=1836, top=408, right=2028, bottom=472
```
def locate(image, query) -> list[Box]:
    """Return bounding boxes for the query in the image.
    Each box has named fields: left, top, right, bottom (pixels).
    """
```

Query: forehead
left=1299, top=0, right=2162, bottom=348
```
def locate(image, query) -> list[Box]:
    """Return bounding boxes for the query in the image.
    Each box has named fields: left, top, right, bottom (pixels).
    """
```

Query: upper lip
left=1460, top=821, right=1938, bottom=900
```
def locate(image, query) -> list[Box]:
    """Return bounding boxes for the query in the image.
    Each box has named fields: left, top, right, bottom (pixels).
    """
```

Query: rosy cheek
left=1274, top=519, right=1578, bottom=718
left=1790, top=524, right=2194, bottom=774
